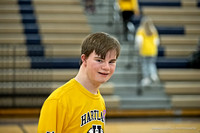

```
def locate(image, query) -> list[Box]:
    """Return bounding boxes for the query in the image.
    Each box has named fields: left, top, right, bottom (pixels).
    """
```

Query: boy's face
left=83, top=50, right=117, bottom=85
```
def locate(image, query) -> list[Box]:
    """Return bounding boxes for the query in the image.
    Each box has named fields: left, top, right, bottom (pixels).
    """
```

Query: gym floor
left=0, top=117, right=200, bottom=133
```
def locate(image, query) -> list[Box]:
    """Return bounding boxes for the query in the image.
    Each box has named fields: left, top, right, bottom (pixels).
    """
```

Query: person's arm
left=135, top=35, right=143, bottom=49
left=154, top=38, right=160, bottom=46
left=154, top=31, right=160, bottom=46
left=132, top=0, right=140, bottom=15
left=135, top=28, right=143, bottom=49
left=38, top=99, right=67, bottom=133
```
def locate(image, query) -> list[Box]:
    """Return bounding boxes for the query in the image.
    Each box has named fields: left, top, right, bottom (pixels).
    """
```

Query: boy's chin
left=99, top=79, right=110, bottom=84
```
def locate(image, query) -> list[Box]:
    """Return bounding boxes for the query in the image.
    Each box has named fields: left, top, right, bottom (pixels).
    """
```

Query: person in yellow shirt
left=37, top=32, right=121, bottom=133
left=135, top=17, right=160, bottom=87
left=118, top=0, right=140, bottom=40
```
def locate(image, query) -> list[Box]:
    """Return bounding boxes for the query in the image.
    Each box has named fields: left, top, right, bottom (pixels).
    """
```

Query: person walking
left=135, top=17, right=160, bottom=87
left=118, top=0, right=140, bottom=40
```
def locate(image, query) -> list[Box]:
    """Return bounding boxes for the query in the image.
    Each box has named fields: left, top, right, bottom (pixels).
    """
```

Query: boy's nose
left=102, top=62, right=110, bottom=71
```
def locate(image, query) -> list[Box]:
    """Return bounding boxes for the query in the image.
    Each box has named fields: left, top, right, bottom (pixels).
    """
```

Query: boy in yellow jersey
left=135, top=17, right=160, bottom=87
left=118, top=0, right=140, bottom=40
left=37, top=32, right=121, bottom=133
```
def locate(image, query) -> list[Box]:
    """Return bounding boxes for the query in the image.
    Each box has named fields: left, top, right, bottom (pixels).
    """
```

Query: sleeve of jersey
left=154, top=31, right=160, bottom=46
left=37, top=99, right=68, bottom=133
left=135, top=29, right=144, bottom=48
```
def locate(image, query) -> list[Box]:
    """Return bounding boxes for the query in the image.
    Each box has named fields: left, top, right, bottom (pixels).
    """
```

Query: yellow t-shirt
left=136, top=28, right=159, bottom=56
left=118, top=0, right=139, bottom=13
left=38, top=78, right=106, bottom=133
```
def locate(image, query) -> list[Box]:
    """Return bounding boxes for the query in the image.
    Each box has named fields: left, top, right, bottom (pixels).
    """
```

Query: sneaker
left=141, top=78, right=151, bottom=87
left=151, top=74, right=160, bottom=83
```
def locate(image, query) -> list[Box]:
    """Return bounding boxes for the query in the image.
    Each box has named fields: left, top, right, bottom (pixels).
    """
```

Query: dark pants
left=121, top=11, right=134, bottom=39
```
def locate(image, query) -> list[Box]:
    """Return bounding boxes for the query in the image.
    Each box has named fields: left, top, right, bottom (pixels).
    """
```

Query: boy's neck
left=75, top=70, right=100, bottom=95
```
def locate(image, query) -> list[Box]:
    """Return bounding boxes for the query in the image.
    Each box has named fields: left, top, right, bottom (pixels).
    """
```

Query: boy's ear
left=81, top=54, right=87, bottom=65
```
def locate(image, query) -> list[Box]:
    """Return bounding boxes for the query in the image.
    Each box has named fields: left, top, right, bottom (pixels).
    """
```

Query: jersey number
left=87, top=125, right=104, bottom=133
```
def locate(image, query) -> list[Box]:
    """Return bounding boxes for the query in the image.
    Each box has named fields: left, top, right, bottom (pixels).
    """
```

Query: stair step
left=121, top=97, right=170, bottom=109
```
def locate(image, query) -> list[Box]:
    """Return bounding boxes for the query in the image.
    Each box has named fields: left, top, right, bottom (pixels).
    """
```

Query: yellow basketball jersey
left=118, top=0, right=139, bottom=13
left=136, top=28, right=159, bottom=56
left=38, top=78, right=106, bottom=133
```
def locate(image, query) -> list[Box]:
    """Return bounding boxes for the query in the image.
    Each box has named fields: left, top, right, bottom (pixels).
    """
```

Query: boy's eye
left=109, top=60, right=116, bottom=64
left=96, top=59, right=103, bottom=62
left=109, top=61, right=116, bottom=63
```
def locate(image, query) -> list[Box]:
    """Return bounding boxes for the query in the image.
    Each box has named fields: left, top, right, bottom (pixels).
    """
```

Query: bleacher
left=0, top=0, right=200, bottom=118
left=0, top=0, right=118, bottom=116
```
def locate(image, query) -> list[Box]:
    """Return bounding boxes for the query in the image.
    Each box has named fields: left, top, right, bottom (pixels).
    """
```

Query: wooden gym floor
left=0, top=117, right=200, bottom=133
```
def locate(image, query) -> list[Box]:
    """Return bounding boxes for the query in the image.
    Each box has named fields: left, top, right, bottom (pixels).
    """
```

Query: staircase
left=86, top=0, right=200, bottom=111
left=86, top=0, right=171, bottom=110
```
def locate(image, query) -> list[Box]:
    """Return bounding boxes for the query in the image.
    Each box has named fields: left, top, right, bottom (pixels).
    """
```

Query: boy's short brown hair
left=80, top=32, right=121, bottom=65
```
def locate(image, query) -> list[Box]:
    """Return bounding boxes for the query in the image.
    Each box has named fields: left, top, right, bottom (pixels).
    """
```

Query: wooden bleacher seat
left=172, top=95, right=200, bottom=108
left=0, top=69, right=78, bottom=82
left=22, top=124, right=37, bottom=133
left=182, top=0, right=198, bottom=7
left=103, top=95, right=120, bottom=109
left=0, top=34, right=84, bottom=45
left=159, top=69, right=200, bottom=81
left=0, top=97, right=13, bottom=107
left=165, top=82, right=200, bottom=94
left=0, top=82, right=13, bottom=94
left=0, top=0, right=81, bottom=5
left=0, top=125, right=23, bottom=133
left=32, top=0, right=81, bottom=5
left=0, top=13, right=87, bottom=24
left=45, top=46, right=80, bottom=57
left=0, top=57, right=31, bottom=69
left=0, top=23, right=91, bottom=34
left=164, top=47, right=195, bottom=57
left=39, top=23, right=91, bottom=34
left=0, top=34, right=25, bottom=44
left=148, top=15, right=200, bottom=26
left=142, top=7, right=200, bottom=16
left=0, top=23, right=24, bottom=34
left=34, top=5, right=84, bottom=14
left=14, top=97, right=46, bottom=107
left=0, top=5, right=19, bottom=13
left=99, top=82, right=114, bottom=95
left=42, top=34, right=85, bottom=45
left=160, top=35, right=199, bottom=46
left=0, top=81, right=114, bottom=95
left=185, top=25, right=200, bottom=34
left=37, top=14, right=88, bottom=23
left=0, top=1, right=17, bottom=4
left=0, top=45, right=81, bottom=57
left=0, top=14, right=21, bottom=23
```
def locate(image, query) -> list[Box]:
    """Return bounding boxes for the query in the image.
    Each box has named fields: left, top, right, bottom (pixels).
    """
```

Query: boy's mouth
left=98, top=72, right=109, bottom=75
